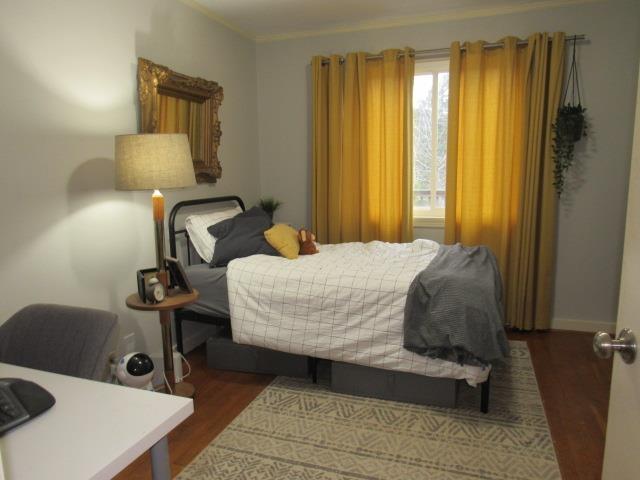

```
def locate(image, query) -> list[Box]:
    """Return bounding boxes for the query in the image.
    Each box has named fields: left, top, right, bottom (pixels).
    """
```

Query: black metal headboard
left=168, top=195, right=245, bottom=264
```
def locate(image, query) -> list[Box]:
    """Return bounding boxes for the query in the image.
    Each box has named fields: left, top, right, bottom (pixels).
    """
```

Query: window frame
left=412, top=58, right=450, bottom=226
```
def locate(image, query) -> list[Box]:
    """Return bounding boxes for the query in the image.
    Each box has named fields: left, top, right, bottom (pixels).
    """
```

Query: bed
left=169, top=196, right=501, bottom=412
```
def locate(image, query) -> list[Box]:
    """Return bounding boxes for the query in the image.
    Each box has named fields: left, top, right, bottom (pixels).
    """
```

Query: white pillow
left=184, top=206, right=243, bottom=262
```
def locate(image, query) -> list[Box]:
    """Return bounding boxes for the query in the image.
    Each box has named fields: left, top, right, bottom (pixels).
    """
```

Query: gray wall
left=256, top=0, right=640, bottom=331
left=0, top=0, right=259, bottom=354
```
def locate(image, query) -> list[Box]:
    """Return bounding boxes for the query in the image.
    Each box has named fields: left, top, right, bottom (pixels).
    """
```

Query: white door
left=600, top=65, right=640, bottom=479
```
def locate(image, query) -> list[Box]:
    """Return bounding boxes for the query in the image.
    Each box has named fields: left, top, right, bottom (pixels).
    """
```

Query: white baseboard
left=552, top=317, right=615, bottom=333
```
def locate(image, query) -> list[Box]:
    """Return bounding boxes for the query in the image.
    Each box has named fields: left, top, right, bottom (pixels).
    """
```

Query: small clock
left=145, top=277, right=166, bottom=303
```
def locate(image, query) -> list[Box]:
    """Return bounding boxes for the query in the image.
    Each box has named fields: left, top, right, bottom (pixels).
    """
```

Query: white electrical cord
left=152, top=352, right=191, bottom=394
left=162, top=372, right=173, bottom=395
left=178, top=351, right=192, bottom=380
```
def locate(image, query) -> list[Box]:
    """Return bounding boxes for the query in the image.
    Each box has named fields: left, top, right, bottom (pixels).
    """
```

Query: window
left=413, top=60, right=449, bottom=224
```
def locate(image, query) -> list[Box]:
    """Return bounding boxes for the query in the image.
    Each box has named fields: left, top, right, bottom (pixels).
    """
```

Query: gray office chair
left=0, top=304, right=119, bottom=381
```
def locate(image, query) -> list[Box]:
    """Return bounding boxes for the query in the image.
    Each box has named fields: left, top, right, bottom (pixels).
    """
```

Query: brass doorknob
left=593, top=328, right=636, bottom=364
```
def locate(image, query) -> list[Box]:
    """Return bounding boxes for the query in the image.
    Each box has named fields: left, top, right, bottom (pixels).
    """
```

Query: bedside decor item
left=137, top=267, right=159, bottom=303
left=116, top=352, right=155, bottom=390
left=298, top=229, right=318, bottom=255
left=166, top=256, right=193, bottom=293
left=257, top=197, right=282, bottom=220
left=552, top=38, right=588, bottom=195
left=145, top=277, right=166, bottom=303
left=138, top=58, right=223, bottom=183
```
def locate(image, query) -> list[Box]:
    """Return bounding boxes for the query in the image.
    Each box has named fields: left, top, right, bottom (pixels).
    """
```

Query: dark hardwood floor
left=116, top=330, right=612, bottom=480
left=508, top=330, right=612, bottom=480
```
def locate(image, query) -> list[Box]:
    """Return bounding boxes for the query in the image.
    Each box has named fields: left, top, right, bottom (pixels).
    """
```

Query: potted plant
left=257, top=197, right=282, bottom=220
left=552, top=39, right=587, bottom=196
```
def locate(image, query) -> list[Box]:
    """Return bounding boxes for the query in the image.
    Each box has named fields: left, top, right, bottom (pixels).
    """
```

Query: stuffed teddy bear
left=298, top=228, right=318, bottom=255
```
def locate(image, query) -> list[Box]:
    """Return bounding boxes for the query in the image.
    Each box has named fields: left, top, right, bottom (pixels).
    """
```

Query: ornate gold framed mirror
left=137, top=58, right=223, bottom=183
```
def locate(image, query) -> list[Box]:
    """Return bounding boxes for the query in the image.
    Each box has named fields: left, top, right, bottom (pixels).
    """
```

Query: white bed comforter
left=227, top=239, right=490, bottom=385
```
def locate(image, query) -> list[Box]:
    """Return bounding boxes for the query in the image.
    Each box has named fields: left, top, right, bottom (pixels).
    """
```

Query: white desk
left=0, top=363, right=193, bottom=480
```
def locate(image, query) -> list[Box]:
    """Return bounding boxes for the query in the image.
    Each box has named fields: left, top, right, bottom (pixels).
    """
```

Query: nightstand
left=126, top=288, right=199, bottom=398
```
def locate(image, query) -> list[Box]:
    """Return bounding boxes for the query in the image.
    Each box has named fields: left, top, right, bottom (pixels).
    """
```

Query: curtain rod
left=320, top=34, right=586, bottom=64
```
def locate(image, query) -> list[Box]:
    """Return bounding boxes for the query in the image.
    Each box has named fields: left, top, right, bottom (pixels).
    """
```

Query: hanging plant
left=552, top=38, right=587, bottom=196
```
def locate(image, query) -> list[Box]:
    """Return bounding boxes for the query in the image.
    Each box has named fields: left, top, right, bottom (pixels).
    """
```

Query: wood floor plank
left=509, top=330, right=612, bottom=480
left=115, top=330, right=612, bottom=479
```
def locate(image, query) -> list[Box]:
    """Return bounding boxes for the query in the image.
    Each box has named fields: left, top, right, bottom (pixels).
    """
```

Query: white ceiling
left=189, top=0, right=586, bottom=41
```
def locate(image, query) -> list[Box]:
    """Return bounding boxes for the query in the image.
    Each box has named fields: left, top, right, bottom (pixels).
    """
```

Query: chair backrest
left=0, top=304, right=119, bottom=381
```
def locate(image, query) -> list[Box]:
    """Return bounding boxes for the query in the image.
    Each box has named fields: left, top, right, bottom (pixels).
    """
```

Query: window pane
left=412, top=64, right=448, bottom=218
left=436, top=72, right=449, bottom=208
left=413, top=74, right=433, bottom=209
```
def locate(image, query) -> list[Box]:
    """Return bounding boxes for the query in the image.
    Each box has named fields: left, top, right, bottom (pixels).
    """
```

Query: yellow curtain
left=445, top=33, right=565, bottom=330
left=158, top=95, right=203, bottom=161
left=312, top=48, right=414, bottom=244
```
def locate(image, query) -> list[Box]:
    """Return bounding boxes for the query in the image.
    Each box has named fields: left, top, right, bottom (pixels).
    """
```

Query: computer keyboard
left=0, top=381, right=30, bottom=434
left=0, top=378, right=55, bottom=435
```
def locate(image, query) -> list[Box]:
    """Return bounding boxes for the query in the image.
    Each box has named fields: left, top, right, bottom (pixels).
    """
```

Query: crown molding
left=178, top=0, right=603, bottom=44
left=178, top=0, right=255, bottom=41
left=255, top=0, right=603, bottom=43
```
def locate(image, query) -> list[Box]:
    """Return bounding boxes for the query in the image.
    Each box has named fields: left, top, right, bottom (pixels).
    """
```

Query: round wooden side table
left=126, top=288, right=199, bottom=398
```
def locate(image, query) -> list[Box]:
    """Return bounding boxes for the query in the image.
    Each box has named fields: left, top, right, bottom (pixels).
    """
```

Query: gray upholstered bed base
left=206, top=326, right=308, bottom=378
left=205, top=326, right=471, bottom=410
left=331, top=361, right=458, bottom=408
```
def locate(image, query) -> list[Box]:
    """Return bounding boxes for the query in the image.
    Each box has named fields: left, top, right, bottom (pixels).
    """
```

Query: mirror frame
left=137, top=57, right=223, bottom=183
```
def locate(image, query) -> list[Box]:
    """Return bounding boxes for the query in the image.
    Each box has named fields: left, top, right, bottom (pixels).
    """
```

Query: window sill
left=413, top=217, right=445, bottom=228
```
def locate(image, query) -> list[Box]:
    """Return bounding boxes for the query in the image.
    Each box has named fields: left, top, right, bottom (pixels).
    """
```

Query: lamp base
left=152, top=189, right=166, bottom=277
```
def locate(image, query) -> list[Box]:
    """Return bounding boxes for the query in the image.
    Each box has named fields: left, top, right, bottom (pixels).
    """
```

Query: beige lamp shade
left=115, top=133, right=197, bottom=190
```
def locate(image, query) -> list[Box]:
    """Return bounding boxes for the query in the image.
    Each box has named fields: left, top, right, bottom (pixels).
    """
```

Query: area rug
left=177, top=341, right=560, bottom=479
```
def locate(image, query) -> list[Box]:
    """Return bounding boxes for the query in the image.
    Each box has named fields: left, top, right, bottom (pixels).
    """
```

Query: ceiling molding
left=255, top=0, right=602, bottom=43
left=178, top=0, right=255, bottom=40
left=179, top=0, right=603, bottom=44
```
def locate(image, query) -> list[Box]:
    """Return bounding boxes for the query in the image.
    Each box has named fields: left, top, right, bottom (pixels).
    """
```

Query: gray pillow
left=208, top=207, right=278, bottom=267
left=208, top=206, right=267, bottom=240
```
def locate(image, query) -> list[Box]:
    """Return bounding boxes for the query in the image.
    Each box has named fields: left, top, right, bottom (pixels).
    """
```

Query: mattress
left=227, top=239, right=491, bottom=386
left=183, top=264, right=229, bottom=318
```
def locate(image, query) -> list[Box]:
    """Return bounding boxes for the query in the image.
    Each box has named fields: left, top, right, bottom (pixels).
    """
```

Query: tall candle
left=152, top=189, right=164, bottom=222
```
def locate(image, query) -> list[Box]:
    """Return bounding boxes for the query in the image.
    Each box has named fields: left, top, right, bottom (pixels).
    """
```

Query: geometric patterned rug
left=177, top=341, right=560, bottom=479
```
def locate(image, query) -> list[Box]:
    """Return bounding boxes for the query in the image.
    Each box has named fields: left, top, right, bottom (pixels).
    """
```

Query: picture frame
left=137, top=57, right=223, bottom=183
left=137, top=267, right=159, bottom=303
left=165, top=256, right=193, bottom=293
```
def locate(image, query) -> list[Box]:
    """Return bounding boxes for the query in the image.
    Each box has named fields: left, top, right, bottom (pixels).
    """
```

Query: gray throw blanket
left=403, top=243, right=510, bottom=366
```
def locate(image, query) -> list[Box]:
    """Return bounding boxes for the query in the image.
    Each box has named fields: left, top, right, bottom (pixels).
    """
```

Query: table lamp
left=115, top=133, right=196, bottom=284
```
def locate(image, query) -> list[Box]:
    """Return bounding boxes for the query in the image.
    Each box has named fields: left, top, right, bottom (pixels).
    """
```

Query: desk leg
left=150, top=436, right=170, bottom=480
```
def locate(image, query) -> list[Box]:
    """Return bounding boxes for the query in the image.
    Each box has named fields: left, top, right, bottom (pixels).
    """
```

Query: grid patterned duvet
left=227, top=239, right=490, bottom=385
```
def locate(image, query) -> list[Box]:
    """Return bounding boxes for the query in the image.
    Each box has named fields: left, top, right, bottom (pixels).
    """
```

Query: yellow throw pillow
left=264, top=223, right=300, bottom=259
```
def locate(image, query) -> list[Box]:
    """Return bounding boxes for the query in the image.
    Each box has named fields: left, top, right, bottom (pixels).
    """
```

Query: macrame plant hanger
left=552, top=36, right=587, bottom=195
left=561, top=37, right=582, bottom=111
